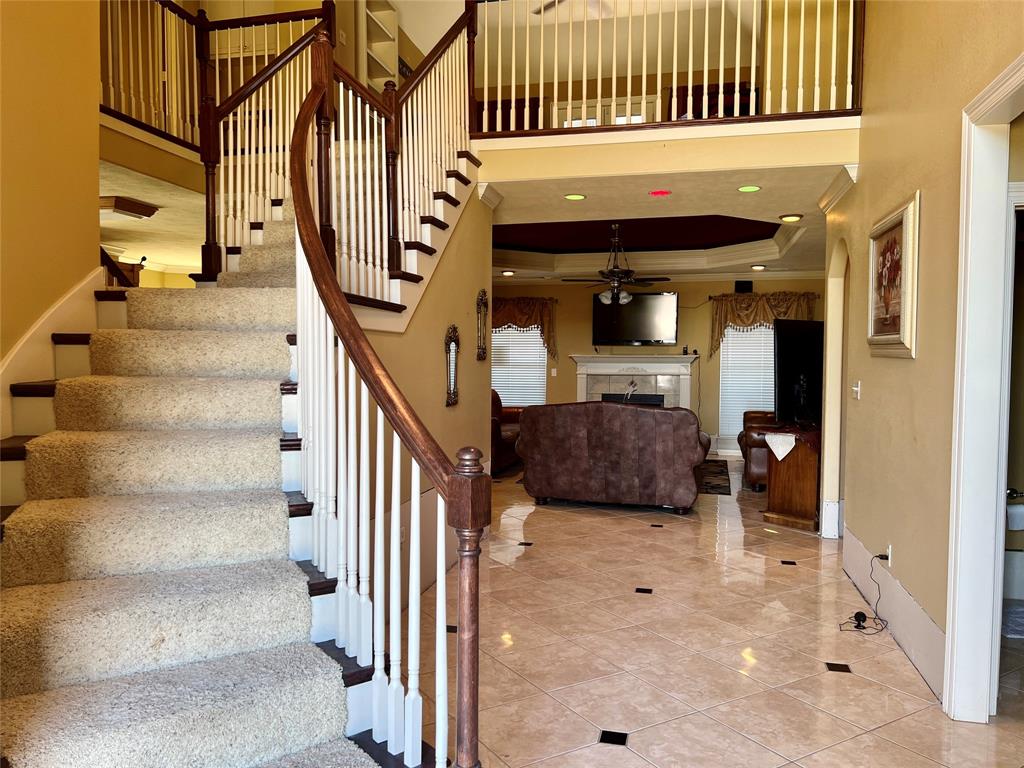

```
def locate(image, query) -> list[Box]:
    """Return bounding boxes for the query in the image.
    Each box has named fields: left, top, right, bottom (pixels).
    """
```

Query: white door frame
left=944, top=53, right=1024, bottom=723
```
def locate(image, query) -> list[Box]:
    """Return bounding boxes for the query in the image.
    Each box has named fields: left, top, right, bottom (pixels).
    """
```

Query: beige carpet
left=0, top=208, right=377, bottom=767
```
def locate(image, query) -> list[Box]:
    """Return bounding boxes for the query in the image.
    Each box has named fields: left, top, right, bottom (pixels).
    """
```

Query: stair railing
left=292, top=32, right=489, bottom=768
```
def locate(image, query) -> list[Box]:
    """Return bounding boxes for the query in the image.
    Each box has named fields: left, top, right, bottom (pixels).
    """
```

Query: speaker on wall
left=735, top=280, right=753, bottom=294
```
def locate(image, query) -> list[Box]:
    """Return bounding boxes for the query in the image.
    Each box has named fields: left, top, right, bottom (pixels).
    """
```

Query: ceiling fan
left=532, top=0, right=614, bottom=18
left=561, top=223, right=671, bottom=304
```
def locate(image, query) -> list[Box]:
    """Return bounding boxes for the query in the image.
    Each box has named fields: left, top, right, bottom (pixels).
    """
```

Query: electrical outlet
left=551, top=368, right=557, bottom=377
left=851, top=380, right=862, bottom=400
left=887, top=543, right=893, bottom=567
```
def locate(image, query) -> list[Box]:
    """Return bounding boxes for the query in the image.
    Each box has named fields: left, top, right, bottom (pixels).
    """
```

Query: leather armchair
left=491, top=389, right=521, bottom=475
left=738, top=410, right=776, bottom=491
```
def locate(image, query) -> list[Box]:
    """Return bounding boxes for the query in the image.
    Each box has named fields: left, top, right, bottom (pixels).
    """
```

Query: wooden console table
left=763, top=426, right=821, bottom=532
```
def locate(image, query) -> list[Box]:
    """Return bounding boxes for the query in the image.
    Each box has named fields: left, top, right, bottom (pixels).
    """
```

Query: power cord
left=839, top=554, right=890, bottom=636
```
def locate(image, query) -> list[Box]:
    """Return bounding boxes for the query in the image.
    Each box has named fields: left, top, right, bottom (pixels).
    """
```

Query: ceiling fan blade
left=635, top=276, right=672, bottom=282
left=532, top=0, right=563, bottom=15
left=562, top=277, right=606, bottom=282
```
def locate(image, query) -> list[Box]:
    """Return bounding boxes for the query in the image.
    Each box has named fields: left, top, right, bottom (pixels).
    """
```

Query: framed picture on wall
left=867, top=191, right=920, bottom=358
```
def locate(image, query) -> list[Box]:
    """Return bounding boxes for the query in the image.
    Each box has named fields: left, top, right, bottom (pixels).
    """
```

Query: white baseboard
left=1, top=267, right=104, bottom=438
left=843, top=525, right=945, bottom=698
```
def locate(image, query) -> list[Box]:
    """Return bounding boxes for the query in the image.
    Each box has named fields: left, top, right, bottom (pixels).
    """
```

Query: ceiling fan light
left=618, top=291, right=633, bottom=305
left=598, top=290, right=613, bottom=305
left=500, top=270, right=515, bottom=277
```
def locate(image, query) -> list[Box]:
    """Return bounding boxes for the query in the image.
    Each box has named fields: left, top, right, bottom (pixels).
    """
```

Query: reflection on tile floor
left=421, top=459, right=1024, bottom=767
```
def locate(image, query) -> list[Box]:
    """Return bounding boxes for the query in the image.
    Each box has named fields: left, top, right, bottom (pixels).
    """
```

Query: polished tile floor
left=421, top=459, right=1024, bottom=767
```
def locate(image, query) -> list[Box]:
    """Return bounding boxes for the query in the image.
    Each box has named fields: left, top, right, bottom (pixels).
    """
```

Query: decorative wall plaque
left=445, top=324, right=460, bottom=407
left=476, top=289, right=489, bottom=360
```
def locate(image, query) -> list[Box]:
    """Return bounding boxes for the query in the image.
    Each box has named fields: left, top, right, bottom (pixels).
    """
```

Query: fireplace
left=601, top=393, right=665, bottom=407
left=570, top=354, right=698, bottom=410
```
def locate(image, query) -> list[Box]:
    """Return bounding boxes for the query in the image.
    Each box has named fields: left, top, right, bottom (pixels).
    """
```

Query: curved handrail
left=397, top=8, right=473, bottom=107
left=289, top=51, right=457, bottom=498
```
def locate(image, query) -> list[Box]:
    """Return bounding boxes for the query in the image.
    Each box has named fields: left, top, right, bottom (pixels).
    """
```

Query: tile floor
left=420, top=458, right=1024, bottom=767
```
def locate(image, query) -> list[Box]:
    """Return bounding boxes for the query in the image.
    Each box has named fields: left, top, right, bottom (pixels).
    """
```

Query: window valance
left=709, top=291, right=818, bottom=356
left=492, top=297, right=558, bottom=358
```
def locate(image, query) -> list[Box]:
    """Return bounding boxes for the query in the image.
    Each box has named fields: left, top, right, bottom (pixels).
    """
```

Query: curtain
left=492, top=297, right=558, bottom=358
left=709, top=291, right=817, bottom=356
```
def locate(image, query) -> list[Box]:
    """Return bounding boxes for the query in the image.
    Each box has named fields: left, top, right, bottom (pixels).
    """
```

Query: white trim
left=844, top=526, right=945, bottom=699
left=945, top=52, right=1024, bottom=723
left=818, top=167, right=856, bottom=214
left=821, top=500, right=842, bottom=540
left=100, top=112, right=201, bottom=162
left=1, top=267, right=104, bottom=438
left=477, top=182, right=504, bottom=210
left=471, top=115, right=862, bottom=152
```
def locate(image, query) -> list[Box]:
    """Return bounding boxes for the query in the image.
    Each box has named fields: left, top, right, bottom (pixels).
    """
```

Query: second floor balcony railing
left=470, top=0, right=864, bottom=135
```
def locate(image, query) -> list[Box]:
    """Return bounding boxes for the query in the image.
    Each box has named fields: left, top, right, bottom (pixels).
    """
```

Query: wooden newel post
left=193, top=10, right=222, bottom=283
left=447, top=446, right=490, bottom=768
left=465, top=0, right=479, bottom=134
left=382, top=80, right=402, bottom=277
left=312, top=29, right=337, bottom=266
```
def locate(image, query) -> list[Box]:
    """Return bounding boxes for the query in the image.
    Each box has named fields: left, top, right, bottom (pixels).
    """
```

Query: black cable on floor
left=839, top=554, right=890, bottom=636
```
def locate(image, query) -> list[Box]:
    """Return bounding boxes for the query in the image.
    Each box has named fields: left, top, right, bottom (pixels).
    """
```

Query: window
left=719, top=325, right=775, bottom=445
left=491, top=325, right=547, bottom=406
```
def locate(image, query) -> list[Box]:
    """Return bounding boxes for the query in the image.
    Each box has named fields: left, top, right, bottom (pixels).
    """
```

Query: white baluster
left=829, top=0, right=838, bottom=109
left=671, top=0, right=679, bottom=120
left=497, top=0, right=503, bottom=132
left=525, top=0, right=531, bottom=130
left=335, top=346, right=349, bottom=648
left=687, top=0, right=694, bottom=118
left=582, top=0, right=588, bottom=125
left=372, top=407, right=388, bottom=741
left=797, top=0, right=805, bottom=112
left=596, top=0, right=602, bottom=125
left=656, top=0, right=663, bottom=123
left=702, top=0, right=709, bottom=118
left=553, top=0, right=560, bottom=126
left=765, top=0, right=773, bottom=114
left=346, top=359, right=359, bottom=651
left=358, top=380, right=372, bottom=665
left=845, top=0, right=853, bottom=108
left=511, top=0, right=517, bottom=132
left=626, top=0, right=632, bottom=123
left=325, top=309, right=338, bottom=580
left=813, top=0, right=821, bottom=110
left=611, top=0, right=617, bottom=122
left=781, top=0, right=789, bottom=113
left=751, top=0, right=759, bottom=115
left=403, top=460, right=423, bottom=767
left=483, top=0, right=489, bottom=132
left=387, top=433, right=405, bottom=755
left=734, top=0, right=742, bottom=116
left=640, top=0, right=647, bottom=122
left=718, top=0, right=725, bottom=116
left=434, top=495, right=448, bottom=768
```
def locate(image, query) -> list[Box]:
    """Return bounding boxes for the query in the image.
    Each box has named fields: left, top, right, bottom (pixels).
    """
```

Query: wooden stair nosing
left=343, top=292, right=406, bottom=313
left=389, top=270, right=423, bottom=284
left=433, top=191, right=460, bottom=208
left=298, top=558, right=337, bottom=597
left=286, top=490, right=313, bottom=517
left=457, top=149, right=482, bottom=168
left=350, top=728, right=439, bottom=767
left=446, top=168, right=471, bottom=186
left=404, top=240, right=437, bottom=256
left=95, top=289, right=128, bottom=302
left=51, top=332, right=91, bottom=346
left=420, top=215, right=449, bottom=231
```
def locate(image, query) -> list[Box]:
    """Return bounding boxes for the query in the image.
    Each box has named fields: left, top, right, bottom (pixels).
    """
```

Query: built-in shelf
left=357, top=0, right=399, bottom=94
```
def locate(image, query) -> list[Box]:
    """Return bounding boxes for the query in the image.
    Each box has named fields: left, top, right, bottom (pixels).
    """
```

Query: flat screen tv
left=592, top=292, right=678, bottom=346
left=774, top=319, right=824, bottom=426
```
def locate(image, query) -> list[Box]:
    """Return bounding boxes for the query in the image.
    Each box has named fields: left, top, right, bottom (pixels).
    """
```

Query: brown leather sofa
left=517, top=401, right=710, bottom=513
left=737, top=410, right=777, bottom=491
left=491, top=389, right=522, bottom=475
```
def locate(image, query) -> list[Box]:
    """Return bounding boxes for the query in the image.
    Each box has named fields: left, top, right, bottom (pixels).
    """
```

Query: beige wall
left=825, top=1, right=1024, bottom=628
left=1, top=1, right=100, bottom=358
left=1010, top=116, right=1024, bottom=490
left=493, top=277, right=824, bottom=436
left=366, top=195, right=493, bottom=470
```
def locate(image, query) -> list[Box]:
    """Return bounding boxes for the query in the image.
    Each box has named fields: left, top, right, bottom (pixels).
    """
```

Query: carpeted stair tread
left=257, top=738, right=377, bottom=767
left=24, top=429, right=281, bottom=499
left=90, top=329, right=292, bottom=379
left=54, top=375, right=283, bottom=431
left=240, top=240, right=296, bottom=273
left=1, top=490, right=288, bottom=587
left=1, top=643, right=349, bottom=768
left=1, top=559, right=310, bottom=697
left=218, top=267, right=297, bottom=289
left=127, top=287, right=295, bottom=331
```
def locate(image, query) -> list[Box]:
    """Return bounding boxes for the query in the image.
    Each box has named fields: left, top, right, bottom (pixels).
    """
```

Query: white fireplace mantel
left=570, top=354, right=699, bottom=409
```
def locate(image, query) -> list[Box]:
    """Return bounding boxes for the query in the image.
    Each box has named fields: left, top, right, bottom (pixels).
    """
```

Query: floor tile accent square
left=598, top=730, right=628, bottom=745
left=635, top=587, right=654, bottom=594
left=825, top=661, right=851, bottom=672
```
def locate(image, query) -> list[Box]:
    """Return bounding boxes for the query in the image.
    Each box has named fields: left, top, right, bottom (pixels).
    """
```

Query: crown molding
left=964, top=52, right=1024, bottom=125
left=477, top=182, right=504, bottom=210
left=494, top=269, right=826, bottom=286
left=819, top=166, right=857, bottom=214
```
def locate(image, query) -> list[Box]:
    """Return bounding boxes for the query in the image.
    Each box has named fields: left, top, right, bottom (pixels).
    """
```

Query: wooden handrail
left=216, top=23, right=325, bottom=120
left=100, top=247, right=136, bottom=288
left=206, top=7, right=325, bottom=31
left=397, top=8, right=473, bottom=106
left=291, top=37, right=457, bottom=499
left=154, top=0, right=199, bottom=25
left=332, top=62, right=392, bottom=117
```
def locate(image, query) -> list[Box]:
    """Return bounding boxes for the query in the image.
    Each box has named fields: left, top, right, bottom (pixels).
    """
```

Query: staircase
left=2, top=4, right=490, bottom=766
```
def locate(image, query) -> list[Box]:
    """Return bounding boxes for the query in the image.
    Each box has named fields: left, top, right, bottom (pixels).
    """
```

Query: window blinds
left=491, top=324, right=547, bottom=407
left=719, top=325, right=776, bottom=441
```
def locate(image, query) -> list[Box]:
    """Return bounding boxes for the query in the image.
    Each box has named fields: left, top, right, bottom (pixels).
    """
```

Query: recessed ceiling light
left=648, top=189, right=672, bottom=197
left=751, top=264, right=766, bottom=272
left=779, top=213, right=804, bottom=223
left=501, top=270, right=515, bottom=277
left=737, top=185, right=761, bottom=193
left=564, top=193, right=586, bottom=201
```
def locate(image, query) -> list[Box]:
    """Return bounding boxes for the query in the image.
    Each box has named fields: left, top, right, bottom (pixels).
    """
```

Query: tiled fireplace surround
left=570, top=355, right=699, bottom=411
